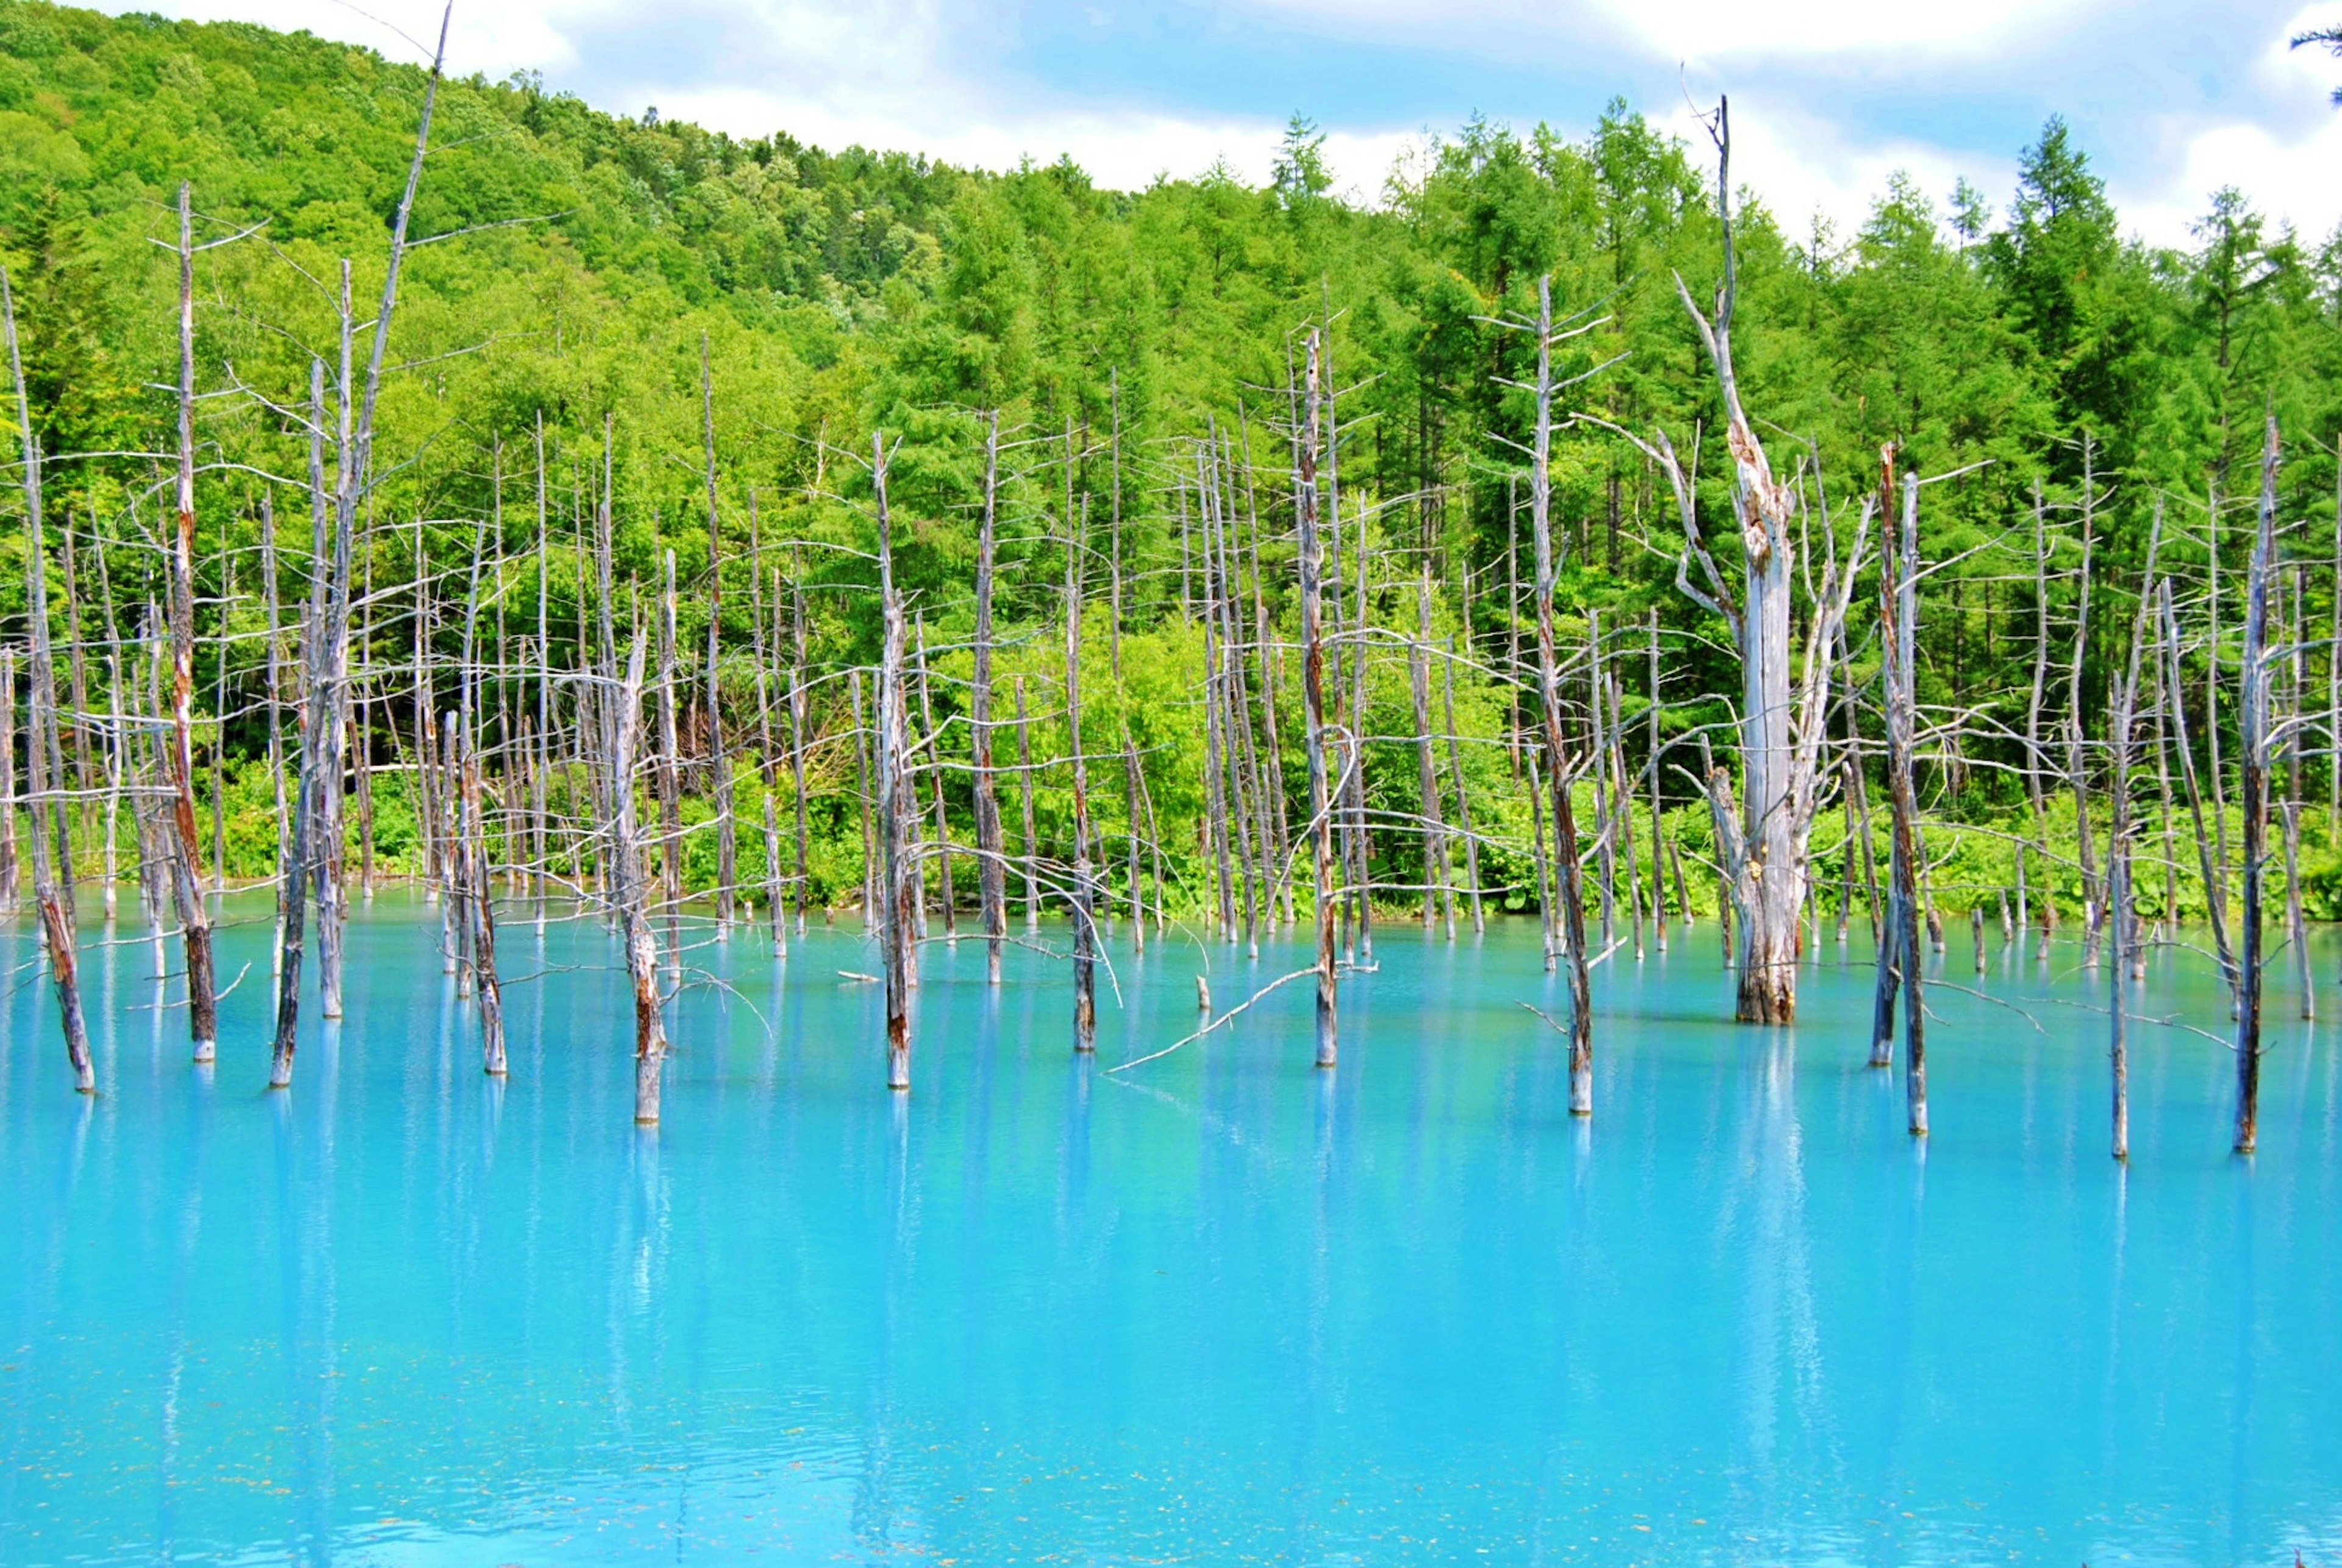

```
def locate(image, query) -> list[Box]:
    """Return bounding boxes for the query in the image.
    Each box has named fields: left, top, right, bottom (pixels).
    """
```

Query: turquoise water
left=2, top=895, right=2338, bottom=1566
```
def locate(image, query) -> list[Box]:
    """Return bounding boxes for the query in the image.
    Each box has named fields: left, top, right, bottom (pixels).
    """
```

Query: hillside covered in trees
left=2, top=0, right=2340, bottom=945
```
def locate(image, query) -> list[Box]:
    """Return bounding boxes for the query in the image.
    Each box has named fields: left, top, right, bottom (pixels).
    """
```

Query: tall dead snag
left=972, top=413, right=1008, bottom=984
left=165, top=185, right=220, bottom=1061
left=1441, top=634, right=1484, bottom=935
left=0, top=648, right=18, bottom=911
left=1413, top=568, right=1452, bottom=936
left=2105, top=503, right=2165, bottom=1158
left=1523, top=278, right=1594, bottom=1115
left=873, top=434, right=916, bottom=1090
left=607, top=640, right=665, bottom=1123
left=1619, top=100, right=1865, bottom=1024
left=7, top=274, right=93, bottom=1092
left=2233, top=417, right=2280, bottom=1156
left=1297, top=331, right=1340, bottom=1070
left=789, top=564, right=812, bottom=935
left=700, top=335, right=737, bottom=931
left=1880, top=470, right=1925, bottom=1134
left=915, top=620, right=956, bottom=939
left=1015, top=676, right=1040, bottom=925
left=1065, top=495, right=1097, bottom=1054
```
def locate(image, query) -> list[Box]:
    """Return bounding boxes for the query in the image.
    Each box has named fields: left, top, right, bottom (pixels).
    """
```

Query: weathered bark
left=2233, top=417, right=2279, bottom=1156
left=1065, top=497, right=1097, bottom=1053
left=607, top=641, right=665, bottom=1123
left=1526, top=278, right=1593, bottom=1114
left=1627, top=102, right=1863, bottom=1025
left=465, top=727, right=505, bottom=1075
left=164, top=187, right=220, bottom=1061
left=873, top=434, right=916, bottom=1091
left=700, top=335, right=737, bottom=929
left=789, top=565, right=812, bottom=935
left=1883, top=472, right=1927, bottom=1135
left=6, top=293, right=94, bottom=1092
left=1441, top=635, right=1484, bottom=936
left=1413, top=569, right=1451, bottom=936
left=1122, top=726, right=1147, bottom=954
left=1015, top=675, right=1040, bottom=925
left=1297, top=332, right=1340, bottom=1069
left=972, top=413, right=1007, bottom=983
left=2162, top=581, right=2239, bottom=1001
left=914, top=620, right=955, bottom=939
left=0, top=649, right=18, bottom=911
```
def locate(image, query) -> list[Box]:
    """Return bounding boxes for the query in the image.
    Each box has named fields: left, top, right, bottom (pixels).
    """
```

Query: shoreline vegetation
left=1, top=2, right=2337, bottom=1153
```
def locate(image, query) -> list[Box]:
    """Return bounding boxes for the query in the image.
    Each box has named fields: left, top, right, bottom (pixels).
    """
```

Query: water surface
left=2, top=895, right=2337, bottom=1564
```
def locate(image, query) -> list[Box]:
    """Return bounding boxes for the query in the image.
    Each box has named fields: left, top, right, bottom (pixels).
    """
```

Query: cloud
left=1239, top=0, right=2100, bottom=61
left=115, top=0, right=2342, bottom=251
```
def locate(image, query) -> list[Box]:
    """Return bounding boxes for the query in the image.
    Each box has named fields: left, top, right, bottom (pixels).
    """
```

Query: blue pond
left=2, top=894, right=2338, bottom=1564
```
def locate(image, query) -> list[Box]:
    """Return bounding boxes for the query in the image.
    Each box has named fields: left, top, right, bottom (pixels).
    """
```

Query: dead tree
left=1523, top=278, right=1595, bottom=1114
left=873, top=434, right=916, bottom=1090
left=972, top=413, right=1008, bottom=983
left=1413, top=568, right=1452, bottom=936
left=1610, top=100, right=1866, bottom=1023
left=607, top=640, right=666, bottom=1123
left=165, top=185, right=221, bottom=1061
left=2233, top=417, right=2280, bottom=1156
left=1065, top=498, right=1098, bottom=1053
left=0, top=648, right=18, bottom=910
left=2104, top=503, right=2165, bottom=1158
left=700, top=336, right=737, bottom=929
left=1441, top=634, right=1484, bottom=935
left=1880, top=470, right=1925, bottom=1134
left=6, top=273, right=93, bottom=1092
left=1297, top=331, right=1340, bottom=1069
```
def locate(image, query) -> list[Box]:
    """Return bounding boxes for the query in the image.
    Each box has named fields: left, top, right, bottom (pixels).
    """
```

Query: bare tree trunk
left=1526, top=278, right=1594, bottom=1112
left=1648, top=611, right=1669, bottom=953
left=0, top=650, right=18, bottom=911
left=701, top=335, right=737, bottom=931
left=2232, top=417, right=2279, bottom=1156
left=2285, top=801, right=2313, bottom=1021
left=1122, top=726, right=1147, bottom=953
left=609, top=641, right=665, bottom=1123
left=5, top=291, right=94, bottom=1091
left=163, top=187, right=220, bottom=1061
left=1297, top=332, right=1340, bottom=1069
left=915, top=620, right=956, bottom=939
left=1883, top=471, right=1927, bottom=1136
left=972, top=414, right=1006, bottom=983
left=790, top=567, right=812, bottom=935
left=2163, top=581, right=2238, bottom=1001
left=1413, top=569, right=1451, bottom=936
left=1065, top=497, right=1097, bottom=1053
left=874, top=435, right=915, bottom=1091
left=1015, top=676, right=1039, bottom=926
left=463, top=724, right=505, bottom=1074
left=1629, top=103, right=1861, bottom=1025
left=1441, top=635, right=1484, bottom=935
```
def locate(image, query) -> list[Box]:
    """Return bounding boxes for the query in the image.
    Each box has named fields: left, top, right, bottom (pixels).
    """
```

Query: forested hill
left=1, top=0, right=2338, bottom=800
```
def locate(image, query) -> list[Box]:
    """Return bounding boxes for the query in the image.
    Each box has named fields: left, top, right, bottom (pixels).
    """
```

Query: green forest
left=2, top=0, right=2340, bottom=935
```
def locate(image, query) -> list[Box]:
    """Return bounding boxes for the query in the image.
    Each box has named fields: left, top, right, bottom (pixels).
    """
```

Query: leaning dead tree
left=1598, top=99, right=1868, bottom=1023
